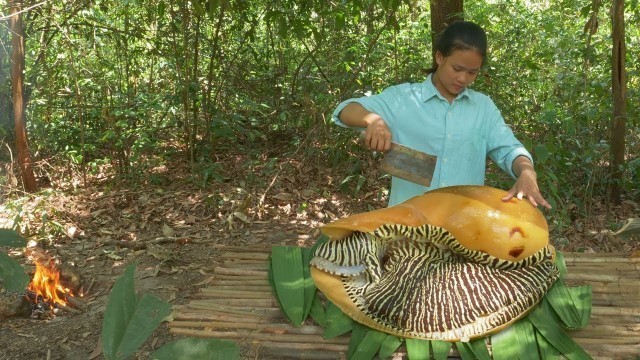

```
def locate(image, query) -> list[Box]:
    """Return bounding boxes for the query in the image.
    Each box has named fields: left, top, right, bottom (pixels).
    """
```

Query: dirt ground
left=1, top=151, right=638, bottom=360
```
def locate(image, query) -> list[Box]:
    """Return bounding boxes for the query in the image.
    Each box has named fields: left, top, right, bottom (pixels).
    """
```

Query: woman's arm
left=339, top=103, right=393, bottom=152
left=501, top=156, right=552, bottom=209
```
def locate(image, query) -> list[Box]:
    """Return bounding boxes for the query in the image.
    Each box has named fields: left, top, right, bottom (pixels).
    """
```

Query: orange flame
left=27, top=261, right=73, bottom=307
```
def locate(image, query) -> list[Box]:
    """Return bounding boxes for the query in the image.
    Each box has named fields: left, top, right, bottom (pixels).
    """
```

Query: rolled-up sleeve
left=485, top=106, right=533, bottom=178
left=332, top=87, right=402, bottom=129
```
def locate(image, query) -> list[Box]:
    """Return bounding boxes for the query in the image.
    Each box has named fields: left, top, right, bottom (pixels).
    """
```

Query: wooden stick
left=213, top=267, right=268, bottom=277
left=171, top=311, right=280, bottom=323
left=169, top=320, right=325, bottom=335
left=181, top=297, right=279, bottom=307
left=576, top=344, right=640, bottom=356
left=220, top=251, right=271, bottom=260
left=212, top=279, right=269, bottom=286
left=257, top=340, right=349, bottom=352
left=197, top=289, right=273, bottom=299
left=256, top=346, right=348, bottom=360
left=590, top=306, right=640, bottom=316
left=573, top=337, right=640, bottom=345
left=222, top=262, right=269, bottom=270
left=169, top=328, right=350, bottom=345
left=175, top=304, right=281, bottom=316
left=200, top=285, right=272, bottom=291
left=57, top=303, right=82, bottom=314
left=64, top=295, right=87, bottom=310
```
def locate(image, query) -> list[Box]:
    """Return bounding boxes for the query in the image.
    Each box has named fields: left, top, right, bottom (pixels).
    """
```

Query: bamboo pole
left=182, top=297, right=279, bottom=307
left=256, top=345, right=348, bottom=360
left=196, top=289, right=274, bottom=299
left=213, top=267, right=268, bottom=277
left=220, top=252, right=271, bottom=260
left=214, top=272, right=268, bottom=284
left=171, top=311, right=278, bottom=323
left=590, top=306, right=640, bottom=317
left=222, top=261, right=270, bottom=270
left=174, top=308, right=285, bottom=322
left=169, top=328, right=351, bottom=345
left=169, top=320, right=325, bottom=335
left=201, top=285, right=272, bottom=291
left=576, top=344, right=640, bottom=356
left=177, top=300, right=281, bottom=313
left=212, top=279, right=269, bottom=286
left=257, top=340, right=349, bottom=352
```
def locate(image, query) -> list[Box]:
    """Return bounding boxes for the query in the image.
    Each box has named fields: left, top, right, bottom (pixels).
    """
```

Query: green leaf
left=0, top=252, right=30, bottom=292
left=430, top=340, right=452, bottom=360
left=534, top=143, right=550, bottom=164
left=455, top=342, right=475, bottom=360
left=528, top=305, right=593, bottom=360
left=151, top=337, right=239, bottom=360
left=0, top=229, right=27, bottom=247
left=468, top=338, right=492, bottom=359
left=301, top=247, right=317, bottom=322
left=270, top=246, right=305, bottom=325
left=405, top=338, right=430, bottom=360
left=513, top=318, right=540, bottom=360
left=102, top=263, right=172, bottom=360
left=555, top=251, right=568, bottom=278
left=350, top=328, right=387, bottom=360
left=456, top=338, right=491, bottom=360
left=323, top=302, right=353, bottom=338
left=308, top=292, right=327, bottom=327
left=535, top=327, right=561, bottom=359
left=545, top=278, right=586, bottom=329
left=378, top=335, right=402, bottom=359
left=491, top=325, right=521, bottom=360
left=347, top=322, right=369, bottom=359
left=568, top=285, right=592, bottom=328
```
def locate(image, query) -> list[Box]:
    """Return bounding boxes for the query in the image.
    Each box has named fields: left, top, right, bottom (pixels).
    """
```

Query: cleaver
left=360, top=133, right=437, bottom=186
left=379, top=142, right=437, bottom=186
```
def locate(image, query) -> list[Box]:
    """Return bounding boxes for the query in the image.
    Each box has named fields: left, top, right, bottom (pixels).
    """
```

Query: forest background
left=1, top=0, right=639, bottom=271
left=0, top=0, right=639, bottom=358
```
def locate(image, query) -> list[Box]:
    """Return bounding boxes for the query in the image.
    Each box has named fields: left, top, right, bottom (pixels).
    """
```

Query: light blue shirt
left=332, top=74, right=533, bottom=206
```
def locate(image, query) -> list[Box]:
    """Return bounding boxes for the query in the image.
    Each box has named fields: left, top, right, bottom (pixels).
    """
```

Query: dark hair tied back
left=434, top=21, right=487, bottom=65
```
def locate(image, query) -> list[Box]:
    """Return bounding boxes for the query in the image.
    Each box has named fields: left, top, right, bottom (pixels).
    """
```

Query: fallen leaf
left=272, top=193, right=294, bottom=201
left=88, top=336, right=103, bottom=360
left=162, top=223, right=175, bottom=237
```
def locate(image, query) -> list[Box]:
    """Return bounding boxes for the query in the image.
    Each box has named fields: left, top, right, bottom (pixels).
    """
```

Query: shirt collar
left=421, top=73, right=471, bottom=102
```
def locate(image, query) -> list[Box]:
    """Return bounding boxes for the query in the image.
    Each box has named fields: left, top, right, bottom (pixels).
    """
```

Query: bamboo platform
left=169, top=246, right=640, bottom=359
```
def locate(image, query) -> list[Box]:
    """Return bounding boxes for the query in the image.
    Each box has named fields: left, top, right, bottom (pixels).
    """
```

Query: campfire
left=1, top=250, right=87, bottom=320
left=26, top=260, right=80, bottom=316
left=28, top=261, right=73, bottom=306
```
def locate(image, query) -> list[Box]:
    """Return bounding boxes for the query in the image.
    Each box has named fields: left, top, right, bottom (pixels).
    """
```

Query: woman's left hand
left=502, top=157, right=552, bottom=209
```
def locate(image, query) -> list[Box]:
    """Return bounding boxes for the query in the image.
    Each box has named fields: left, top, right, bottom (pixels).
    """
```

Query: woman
left=332, top=21, right=551, bottom=209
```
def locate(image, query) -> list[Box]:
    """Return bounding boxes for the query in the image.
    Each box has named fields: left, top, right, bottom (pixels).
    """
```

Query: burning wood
left=22, top=260, right=85, bottom=318
left=28, top=261, right=74, bottom=307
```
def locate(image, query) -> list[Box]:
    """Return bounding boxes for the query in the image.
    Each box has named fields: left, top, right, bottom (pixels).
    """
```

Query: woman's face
left=433, top=49, right=483, bottom=102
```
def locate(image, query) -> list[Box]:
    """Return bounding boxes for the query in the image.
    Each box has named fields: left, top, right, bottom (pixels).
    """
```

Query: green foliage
left=102, top=263, right=172, bottom=360
left=0, top=229, right=30, bottom=292
left=1, top=0, right=638, bottom=233
left=0, top=229, right=27, bottom=247
left=151, top=338, right=239, bottom=360
left=0, top=252, right=30, bottom=293
left=268, top=245, right=319, bottom=326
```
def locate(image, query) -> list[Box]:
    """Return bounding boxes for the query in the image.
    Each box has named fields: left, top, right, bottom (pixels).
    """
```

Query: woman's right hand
left=363, top=114, right=392, bottom=152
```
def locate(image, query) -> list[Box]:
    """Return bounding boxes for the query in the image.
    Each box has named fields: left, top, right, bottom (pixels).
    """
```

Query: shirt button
left=443, top=158, right=448, bottom=163
left=447, top=134, right=452, bottom=139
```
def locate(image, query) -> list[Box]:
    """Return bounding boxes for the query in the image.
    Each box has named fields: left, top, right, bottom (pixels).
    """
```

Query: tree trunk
left=609, top=0, right=626, bottom=204
left=10, top=1, right=37, bottom=192
left=0, top=30, right=11, bottom=137
left=429, top=0, right=464, bottom=68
